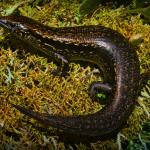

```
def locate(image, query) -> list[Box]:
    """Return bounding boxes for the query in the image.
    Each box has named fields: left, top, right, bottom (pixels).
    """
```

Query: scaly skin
left=0, top=15, right=140, bottom=137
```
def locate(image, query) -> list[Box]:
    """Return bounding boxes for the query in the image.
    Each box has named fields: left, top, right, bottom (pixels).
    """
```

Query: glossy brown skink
left=0, top=15, right=140, bottom=138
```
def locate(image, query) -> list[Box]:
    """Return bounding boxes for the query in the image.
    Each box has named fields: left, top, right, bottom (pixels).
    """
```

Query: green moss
left=0, top=0, right=150, bottom=149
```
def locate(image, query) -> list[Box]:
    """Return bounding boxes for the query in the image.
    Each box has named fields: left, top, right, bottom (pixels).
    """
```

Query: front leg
left=51, top=52, right=70, bottom=77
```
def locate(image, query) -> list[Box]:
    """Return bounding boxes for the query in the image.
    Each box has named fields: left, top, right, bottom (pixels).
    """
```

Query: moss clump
left=0, top=0, right=150, bottom=149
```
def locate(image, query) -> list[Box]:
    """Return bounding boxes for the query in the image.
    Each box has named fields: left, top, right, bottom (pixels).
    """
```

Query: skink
left=0, top=15, right=140, bottom=138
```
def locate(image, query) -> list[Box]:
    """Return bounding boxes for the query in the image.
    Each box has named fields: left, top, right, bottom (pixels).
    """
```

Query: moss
left=0, top=0, right=150, bottom=149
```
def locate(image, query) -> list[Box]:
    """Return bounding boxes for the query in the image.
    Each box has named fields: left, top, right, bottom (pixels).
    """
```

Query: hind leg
left=89, top=81, right=112, bottom=104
